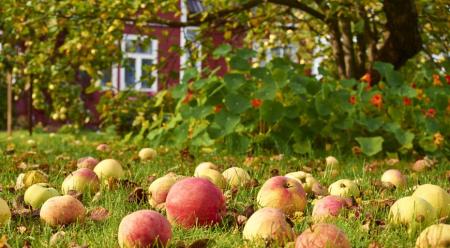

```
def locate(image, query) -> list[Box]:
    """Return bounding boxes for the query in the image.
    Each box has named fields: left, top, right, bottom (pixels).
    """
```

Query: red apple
left=77, top=156, right=99, bottom=170
left=40, top=195, right=85, bottom=226
left=295, top=223, right=351, bottom=248
left=312, top=195, right=351, bottom=221
left=118, top=210, right=172, bottom=248
left=165, top=177, right=226, bottom=228
left=257, top=176, right=307, bottom=215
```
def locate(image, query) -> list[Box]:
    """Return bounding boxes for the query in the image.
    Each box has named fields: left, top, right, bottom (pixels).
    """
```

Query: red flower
left=370, top=93, right=383, bottom=108
left=348, top=95, right=356, bottom=105
left=445, top=75, right=450, bottom=85
left=182, top=90, right=194, bottom=104
left=411, top=83, right=417, bottom=89
left=214, top=104, right=222, bottom=113
left=251, top=98, right=262, bottom=108
left=360, top=72, right=372, bottom=85
left=403, top=97, right=412, bottom=106
left=433, top=74, right=441, bottom=86
left=425, top=108, right=437, bottom=118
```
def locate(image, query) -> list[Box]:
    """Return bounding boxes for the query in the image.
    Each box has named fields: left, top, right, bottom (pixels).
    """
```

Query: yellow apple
left=0, top=198, right=11, bottom=225
left=412, top=184, right=450, bottom=218
left=138, top=148, right=157, bottom=161
left=222, top=167, right=251, bottom=188
left=196, top=168, right=227, bottom=189
left=93, top=159, right=124, bottom=181
left=328, top=179, right=360, bottom=198
left=389, top=196, right=436, bottom=230
left=415, top=224, right=450, bottom=248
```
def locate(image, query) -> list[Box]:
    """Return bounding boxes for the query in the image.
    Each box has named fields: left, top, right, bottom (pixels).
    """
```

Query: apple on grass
left=148, top=173, right=178, bottom=208
left=61, top=168, right=100, bottom=195
left=412, top=184, right=450, bottom=218
left=118, top=210, right=172, bottom=248
left=24, top=183, right=60, bottom=209
left=0, top=198, right=11, bottom=225
left=328, top=179, right=360, bottom=198
left=381, top=169, right=407, bottom=189
left=194, top=162, right=218, bottom=177
left=77, top=156, right=99, bottom=170
left=138, top=148, right=157, bottom=161
left=389, top=196, right=436, bottom=230
left=165, top=177, right=226, bottom=228
left=222, top=167, right=252, bottom=188
left=40, top=195, right=85, bottom=227
left=257, top=176, right=307, bottom=215
left=285, top=171, right=319, bottom=194
left=195, top=168, right=227, bottom=189
left=415, top=224, right=450, bottom=248
left=243, top=207, right=295, bottom=245
left=312, top=195, right=351, bottom=221
left=295, top=223, right=351, bottom=248
left=93, top=159, right=124, bottom=181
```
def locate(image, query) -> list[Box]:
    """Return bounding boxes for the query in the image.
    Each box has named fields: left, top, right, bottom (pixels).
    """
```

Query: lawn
left=0, top=130, right=448, bottom=247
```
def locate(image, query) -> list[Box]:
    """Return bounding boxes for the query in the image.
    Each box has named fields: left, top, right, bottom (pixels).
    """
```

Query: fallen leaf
left=17, top=226, right=27, bottom=234
left=66, top=190, right=83, bottom=202
left=127, top=187, right=147, bottom=203
left=188, top=239, right=211, bottom=248
left=50, top=231, right=66, bottom=246
left=120, top=179, right=139, bottom=189
left=236, top=215, right=247, bottom=226
left=368, top=241, right=383, bottom=248
left=0, top=235, right=10, bottom=248
left=89, top=207, right=110, bottom=222
left=243, top=205, right=255, bottom=218
left=22, top=240, right=32, bottom=248
left=270, top=168, right=279, bottom=177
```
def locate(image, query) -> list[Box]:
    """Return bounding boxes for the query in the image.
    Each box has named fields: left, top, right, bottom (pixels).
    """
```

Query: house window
left=180, top=27, right=202, bottom=82
left=120, top=35, right=158, bottom=92
left=253, top=42, right=298, bottom=66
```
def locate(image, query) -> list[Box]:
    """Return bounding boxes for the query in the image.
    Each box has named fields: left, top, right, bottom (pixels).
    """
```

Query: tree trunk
left=340, top=19, right=357, bottom=78
left=6, top=72, right=13, bottom=137
left=328, top=20, right=346, bottom=78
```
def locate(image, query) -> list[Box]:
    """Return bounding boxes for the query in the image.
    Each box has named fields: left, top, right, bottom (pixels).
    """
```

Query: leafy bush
left=143, top=46, right=449, bottom=157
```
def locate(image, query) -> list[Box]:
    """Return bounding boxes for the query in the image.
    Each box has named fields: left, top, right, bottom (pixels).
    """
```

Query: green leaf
left=224, top=93, right=251, bottom=114
left=251, top=67, right=273, bottom=84
left=213, top=44, right=232, bottom=58
left=394, top=130, right=415, bottom=148
left=315, top=96, right=332, bottom=116
left=224, top=73, right=246, bottom=91
left=261, top=100, right=284, bottom=123
left=355, top=136, right=384, bottom=156
left=358, top=117, right=384, bottom=132
left=172, top=83, right=188, bottom=99
left=255, top=81, right=277, bottom=100
left=230, top=55, right=251, bottom=71
left=182, top=68, right=198, bottom=83
left=212, top=111, right=240, bottom=136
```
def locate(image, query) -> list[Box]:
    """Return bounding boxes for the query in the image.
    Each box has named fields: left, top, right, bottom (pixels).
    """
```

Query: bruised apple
left=165, top=178, right=226, bottom=228
left=118, top=210, right=172, bottom=248
left=415, top=224, right=450, bottom=248
left=412, top=184, right=450, bottom=218
left=61, top=168, right=100, bottom=195
left=77, top=156, right=99, bottom=170
left=24, top=183, right=60, bottom=209
left=257, top=176, right=307, bottom=215
left=381, top=169, right=407, bottom=188
left=243, top=207, right=295, bottom=245
left=195, top=168, right=227, bottom=189
left=285, top=171, right=319, bottom=194
left=138, top=148, right=157, bottom=161
left=94, top=159, right=124, bottom=181
left=40, top=195, right=85, bottom=226
left=148, top=173, right=178, bottom=208
left=194, top=162, right=218, bottom=177
left=295, top=223, right=351, bottom=248
left=0, top=198, right=11, bottom=225
left=312, top=195, right=351, bottom=221
left=222, top=167, right=252, bottom=188
left=389, top=196, right=436, bottom=230
left=328, top=179, right=360, bottom=198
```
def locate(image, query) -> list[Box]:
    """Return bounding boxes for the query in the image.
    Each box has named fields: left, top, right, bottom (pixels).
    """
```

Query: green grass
left=0, top=130, right=448, bottom=247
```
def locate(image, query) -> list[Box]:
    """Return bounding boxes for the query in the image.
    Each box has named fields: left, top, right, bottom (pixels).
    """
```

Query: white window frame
left=180, top=26, right=202, bottom=76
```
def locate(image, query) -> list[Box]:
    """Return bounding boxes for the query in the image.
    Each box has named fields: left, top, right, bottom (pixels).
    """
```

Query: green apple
left=0, top=197, right=11, bottom=225
left=222, top=167, right=251, bottom=188
left=138, top=148, right=157, bottom=161
left=62, top=168, right=100, bottom=195
left=389, top=196, right=436, bottom=230
left=328, top=179, right=360, bottom=198
left=415, top=224, right=450, bottom=248
left=285, top=171, right=319, bottom=194
left=195, top=168, right=227, bottom=189
left=412, top=184, right=450, bottom=218
left=24, top=183, right=60, bottom=209
left=93, top=159, right=124, bottom=181
left=194, top=162, right=218, bottom=177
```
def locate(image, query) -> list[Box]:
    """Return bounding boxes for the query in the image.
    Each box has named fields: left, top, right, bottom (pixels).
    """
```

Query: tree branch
left=267, top=0, right=325, bottom=21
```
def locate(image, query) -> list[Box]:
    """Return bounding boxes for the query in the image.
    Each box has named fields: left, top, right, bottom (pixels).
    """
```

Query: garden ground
left=0, top=130, right=448, bottom=247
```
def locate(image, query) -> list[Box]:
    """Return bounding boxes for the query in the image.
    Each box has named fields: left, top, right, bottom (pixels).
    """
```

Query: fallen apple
left=148, top=173, right=178, bottom=208
left=312, top=195, right=351, bottom=221
left=285, top=171, right=319, bottom=194
left=40, top=195, right=85, bottom=226
left=381, top=169, right=407, bottom=189
left=118, top=210, right=172, bottom=248
left=295, top=223, right=351, bottom=248
left=96, top=143, right=110, bottom=152
left=389, top=196, right=436, bottom=230
left=27, top=139, right=37, bottom=147
left=328, top=179, right=360, bottom=198
left=0, top=198, right=11, bottom=225
left=415, top=224, right=450, bottom=248
left=222, top=167, right=252, bottom=188
left=195, top=168, right=227, bottom=189
left=23, top=170, right=49, bottom=188
left=412, top=184, right=450, bottom=218
left=243, top=207, right=295, bottom=245
left=138, top=148, right=157, bottom=161
left=77, top=156, right=99, bottom=170
left=93, top=159, right=124, bottom=181
left=325, top=156, right=339, bottom=169
left=61, top=168, right=100, bottom=195
left=257, top=176, right=307, bottom=215
left=24, top=183, right=60, bottom=209
left=165, top=177, right=226, bottom=228
left=194, top=162, right=218, bottom=177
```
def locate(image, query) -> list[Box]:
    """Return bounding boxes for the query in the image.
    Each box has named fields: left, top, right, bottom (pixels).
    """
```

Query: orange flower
left=425, top=108, right=436, bottom=118
left=182, top=90, right=193, bottom=104
left=446, top=75, right=450, bottom=85
left=370, top=93, right=383, bottom=108
left=433, top=74, right=441, bottom=86
left=214, top=104, right=222, bottom=113
left=360, top=72, right=372, bottom=85
left=348, top=95, right=356, bottom=105
left=433, top=132, right=444, bottom=147
left=403, top=97, right=412, bottom=106
left=251, top=98, right=262, bottom=108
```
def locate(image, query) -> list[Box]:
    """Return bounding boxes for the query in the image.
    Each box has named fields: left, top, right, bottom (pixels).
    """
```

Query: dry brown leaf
left=17, top=226, right=27, bottom=234
left=188, top=239, right=211, bottom=248
left=66, top=190, right=83, bottom=202
left=0, top=235, right=10, bottom=248
left=89, top=207, right=110, bottom=222
left=49, top=231, right=66, bottom=246
left=127, top=187, right=147, bottom=203
left=368, top=241, right=383, bottom=248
